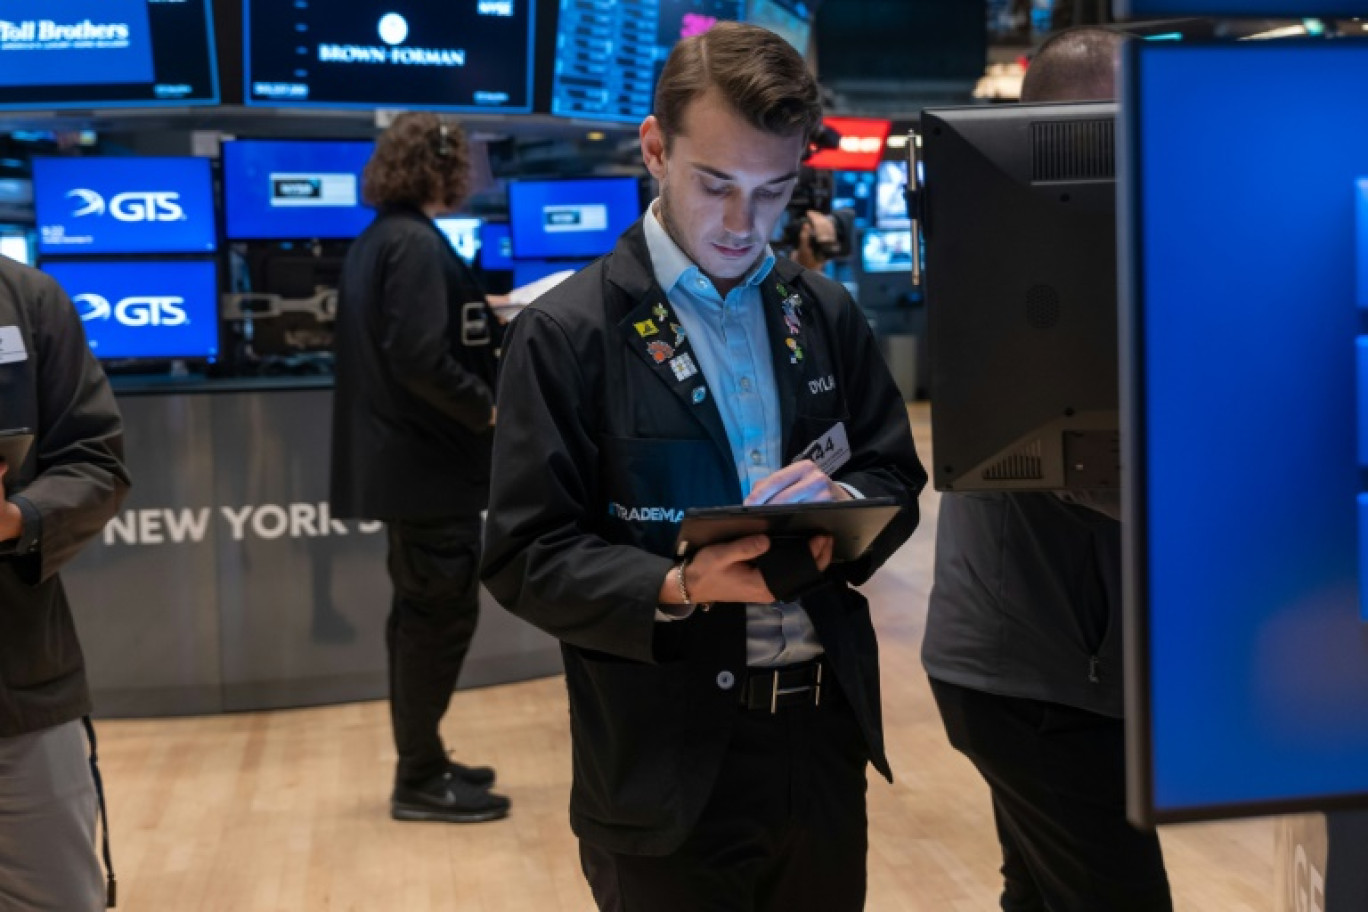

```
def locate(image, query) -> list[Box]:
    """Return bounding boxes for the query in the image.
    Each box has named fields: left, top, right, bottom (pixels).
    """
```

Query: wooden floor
left=96, top=405, right=1274, bottom=911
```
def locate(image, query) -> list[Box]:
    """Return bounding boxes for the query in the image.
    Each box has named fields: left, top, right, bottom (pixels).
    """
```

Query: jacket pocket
left=565, top=648, right=686, bottom=829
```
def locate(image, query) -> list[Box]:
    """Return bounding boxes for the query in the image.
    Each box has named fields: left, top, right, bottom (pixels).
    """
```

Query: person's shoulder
left=0, top=257, right=64, bottom=311
left=522, top=257, right=611, bottom=329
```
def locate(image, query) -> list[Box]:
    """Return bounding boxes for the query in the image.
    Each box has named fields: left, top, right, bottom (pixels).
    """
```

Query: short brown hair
left=653, top=21, right=821, bottom=149
left=362, top=111, right=472, bottom=211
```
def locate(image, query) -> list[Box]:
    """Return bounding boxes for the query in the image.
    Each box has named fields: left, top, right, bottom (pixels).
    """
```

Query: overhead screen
left=245, top=0, right=534, bottom=111
left=0, top=0, right=218, bottom=109
left=554, top=0, right=816, bottom=124
left=508, top=177, right=641, bottom=260
left=33, top=157, right=216, bottom=256
left=44, top=259, right=219, bottom=361
left=1123, top=40, right=1368, bottom=825
left=222, top=140, right=375, bottom=241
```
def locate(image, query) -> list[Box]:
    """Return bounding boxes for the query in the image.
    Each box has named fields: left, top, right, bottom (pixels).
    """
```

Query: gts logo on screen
left=66, top=189, right=185, bottom=222
left=73, top=294, right=188, bottom=327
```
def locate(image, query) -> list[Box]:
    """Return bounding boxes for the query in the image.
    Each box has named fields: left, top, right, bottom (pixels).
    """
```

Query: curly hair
left=362, top=111, right=472, bottom=211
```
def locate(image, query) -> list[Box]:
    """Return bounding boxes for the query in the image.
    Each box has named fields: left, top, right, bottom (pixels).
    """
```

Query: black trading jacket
left=331, top=206, right=500, bottom=521
left=0, top=258, right=129, bottom=737
left=482, top=221, right=927, bottom=855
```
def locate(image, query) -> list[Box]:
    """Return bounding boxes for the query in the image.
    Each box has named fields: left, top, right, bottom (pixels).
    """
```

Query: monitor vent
left=1031, top=120, right=1114, bottom=182
left=982, top=439, right=1044, bottom=481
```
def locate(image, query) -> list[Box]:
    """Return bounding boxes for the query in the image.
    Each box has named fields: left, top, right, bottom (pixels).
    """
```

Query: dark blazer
left=0, top=259, right=130, bottom=737
left=481, top=221, right=926, bottom=855
left=330, top=207, right=500, bottom=521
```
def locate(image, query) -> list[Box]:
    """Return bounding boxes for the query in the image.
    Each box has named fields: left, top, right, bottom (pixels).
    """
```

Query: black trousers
left=929, top=678, right=1173, bottom=912
left=579, top=675, right=869, bottom=912
left=386, top=517, right=483, bottom=786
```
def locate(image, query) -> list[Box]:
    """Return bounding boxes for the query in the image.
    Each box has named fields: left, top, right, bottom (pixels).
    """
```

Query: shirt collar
left=643, top=199, right=776, bottom=297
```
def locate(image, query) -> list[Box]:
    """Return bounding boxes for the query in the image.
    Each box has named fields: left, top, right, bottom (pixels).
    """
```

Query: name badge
left=795, top=422, right=851, bottom=476
left=0, top=326, right=27, bottom=365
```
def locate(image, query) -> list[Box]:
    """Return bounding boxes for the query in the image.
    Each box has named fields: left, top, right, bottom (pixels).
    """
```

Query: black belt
left=740, top=657, right=826, bottom=713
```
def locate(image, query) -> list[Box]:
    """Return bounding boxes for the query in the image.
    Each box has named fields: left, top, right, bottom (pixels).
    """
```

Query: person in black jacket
left=0, top=257, right=129, bottom=910
left=482, top=22, right=925, bottom=911
left=330, top=112, right=509, bottom=824
left=922, top=27, right=1173, bottom=912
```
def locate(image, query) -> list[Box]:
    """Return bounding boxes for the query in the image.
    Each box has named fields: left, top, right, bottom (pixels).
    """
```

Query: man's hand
left=0, top=462, right=23, bottom=543
left=657, top=532, right=835, bottom=606
left=794, top=211, right=837, bottom=271
left=744, top=460, right=852, bottom=507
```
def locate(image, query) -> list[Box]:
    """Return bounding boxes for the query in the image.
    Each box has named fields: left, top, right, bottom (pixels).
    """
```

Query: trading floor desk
left=62, top=376, right=562, bottom=718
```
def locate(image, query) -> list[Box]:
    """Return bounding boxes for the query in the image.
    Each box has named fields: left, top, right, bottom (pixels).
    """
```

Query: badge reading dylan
left=634, top=319, right=659, bottom=338
left=647, top=340, right=674, bottom=363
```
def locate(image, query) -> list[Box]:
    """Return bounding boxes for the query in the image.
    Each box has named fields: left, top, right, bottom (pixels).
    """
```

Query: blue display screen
left=508, top=178, right=641, bottom=260
left=512, top=258, right=590, bottom=287
left=223, top=140, right=375, bottom=241
left=0, top=0, right=218, bottom=109
left=861, top=229, right=913, bottom=274
left=246, top=0, right=534, bottom=111
left=480, top=221, right=513, bottom=270
left=33, top=157, right=216, bottom=256
left=435, top=216, right=482, bottom=264
left=875, top=161, right=909, bottom=229
left=1126, top=41, right=1368, bottom=819
left=44, top=259, right=219, bottom=360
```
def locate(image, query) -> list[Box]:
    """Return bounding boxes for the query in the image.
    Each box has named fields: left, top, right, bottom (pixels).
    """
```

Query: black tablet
left=673, top=497, right=901, bottom=563
left=0, top=428, right=32, bottom=474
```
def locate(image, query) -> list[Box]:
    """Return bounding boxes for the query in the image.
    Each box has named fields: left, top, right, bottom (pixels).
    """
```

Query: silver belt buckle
left=769, top=662, right=822, bottom=714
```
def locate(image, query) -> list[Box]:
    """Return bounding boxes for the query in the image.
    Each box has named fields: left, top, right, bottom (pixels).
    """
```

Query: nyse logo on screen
left=73, top=294, right=188, bottom=327
left=67, top=189, right=185, bottom=222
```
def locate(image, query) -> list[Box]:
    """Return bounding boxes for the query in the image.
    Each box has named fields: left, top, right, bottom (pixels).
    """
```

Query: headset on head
left=435, top=120, right=451, bottom=158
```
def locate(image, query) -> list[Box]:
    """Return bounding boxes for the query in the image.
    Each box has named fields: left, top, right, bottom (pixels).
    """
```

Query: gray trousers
left=0, top=720, right=104, bottom=912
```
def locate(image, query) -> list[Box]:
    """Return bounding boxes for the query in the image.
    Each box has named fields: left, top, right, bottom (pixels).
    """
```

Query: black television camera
left=777, top=126, right=855, bottom=263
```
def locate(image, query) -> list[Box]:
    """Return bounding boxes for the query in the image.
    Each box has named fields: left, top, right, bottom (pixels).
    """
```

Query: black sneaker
left=392, top=771, right=511, bottom=823
left=447, top=760, right=496, bottom=788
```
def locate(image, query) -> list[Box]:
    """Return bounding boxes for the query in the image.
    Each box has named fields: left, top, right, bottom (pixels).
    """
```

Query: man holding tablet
left=482, top=22, right=925, bottom=910
left=0, top=257, right=130, bottom=910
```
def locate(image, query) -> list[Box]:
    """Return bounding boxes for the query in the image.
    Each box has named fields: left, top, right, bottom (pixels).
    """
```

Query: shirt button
left=750, top=450, right=763, bottom=465
left=740, top=377, right=752, bottom=392
left=716, top=671, right=735, bottom=690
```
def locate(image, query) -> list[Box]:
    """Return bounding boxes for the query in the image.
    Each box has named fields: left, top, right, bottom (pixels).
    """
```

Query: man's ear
left=640, top=115, right=669, bottom=182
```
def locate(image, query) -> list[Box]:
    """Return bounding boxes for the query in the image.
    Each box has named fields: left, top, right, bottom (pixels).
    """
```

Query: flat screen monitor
left=512, top=258, right=589, bottom=287
left=745, top=0, right=812, bottom=55
left=550, top=0, right=656, bottom=124
left=875, top=161, right=910, bottom=229
left=43, top=259, right=219, bottom=361
left=33, top=157, right=216, bottom=256
left=245, top=0, right=534, bottom=111
left=435, top=216, right=482, bottom=264
left=921, top=101, right=1118, bottom=493
left=860, top=229, right=913, bottom=274
left=1121, top=40, right=1368, bottom=826
left=480, top=221, right=513, bottom=270
left=508, top=177, right=641, bottom=260
left=0, top=0, right=218, bottom=109
left=222, top=140, right=375, bottom=241
left=832, top=171, right=876, bottom=227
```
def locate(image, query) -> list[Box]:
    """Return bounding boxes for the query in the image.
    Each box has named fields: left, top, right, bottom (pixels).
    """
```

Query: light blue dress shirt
left=643, top=202, right=823, bottom=667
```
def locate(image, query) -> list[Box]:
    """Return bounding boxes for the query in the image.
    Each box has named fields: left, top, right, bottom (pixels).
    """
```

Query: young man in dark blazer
left=331, top=112, right=509, bottom=824
left=482, top=22, right=926, bottom=911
